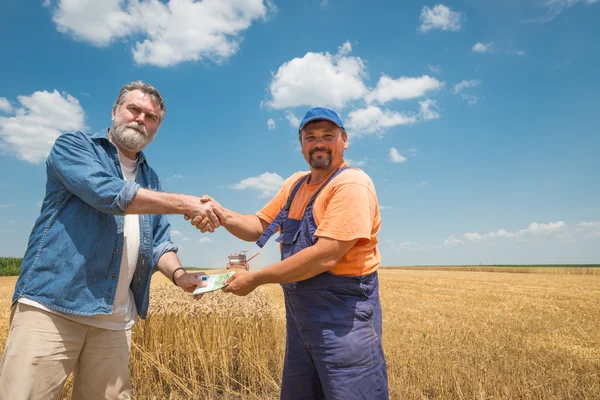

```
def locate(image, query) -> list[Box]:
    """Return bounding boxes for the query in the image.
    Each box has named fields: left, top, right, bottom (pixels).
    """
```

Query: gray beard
left=110, top=118, right=155, bottom=154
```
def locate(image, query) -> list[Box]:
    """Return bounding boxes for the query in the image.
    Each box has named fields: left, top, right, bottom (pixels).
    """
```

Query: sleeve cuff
left=153, top=241, right=178, bottom=270
left=112, top=181, right=140, bottom=215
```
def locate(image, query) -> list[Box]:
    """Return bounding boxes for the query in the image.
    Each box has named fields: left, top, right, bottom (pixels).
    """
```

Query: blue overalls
left=257, top=167, right=389, bottom=400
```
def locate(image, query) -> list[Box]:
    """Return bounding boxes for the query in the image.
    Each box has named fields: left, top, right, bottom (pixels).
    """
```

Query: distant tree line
left=0, top=258, right=22, bottom=276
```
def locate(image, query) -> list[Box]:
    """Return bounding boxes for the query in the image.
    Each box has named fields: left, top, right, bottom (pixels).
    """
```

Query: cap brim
left=299, top=117, right=343, bottom=131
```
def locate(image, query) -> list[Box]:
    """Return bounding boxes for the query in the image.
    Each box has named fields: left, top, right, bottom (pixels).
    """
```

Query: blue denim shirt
left=12, top=130, right=177, bottom=319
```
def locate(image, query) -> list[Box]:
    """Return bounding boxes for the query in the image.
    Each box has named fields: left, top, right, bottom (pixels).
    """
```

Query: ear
left=343, top=134, right=349, bottom=150
left=111, top=107, right=117, bottom=122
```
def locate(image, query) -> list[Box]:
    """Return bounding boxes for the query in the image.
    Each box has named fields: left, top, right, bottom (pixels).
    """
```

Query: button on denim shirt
left=13, top=130, right=177, bottom=319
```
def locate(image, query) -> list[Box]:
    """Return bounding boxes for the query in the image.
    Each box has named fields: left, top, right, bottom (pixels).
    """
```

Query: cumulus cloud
left=365, top=75, right=444, bottom=104
left=171, top=230, right=183, bottom=237
left=265, top=42, right=445, bottom=136
left=231, top=172, right=285, bottom=198
left=267, top=118, right=276, bottom=131
left=48, top=0, right=273, bottom=67
left=0, top=98, right=14, bottom=114
left=346, top=106, right=417, bottom=135
left=388, top=147, right=407, bottom=163
left=0, top=90, right=86, bottom=163
left=265, top=43, right=368, bottom=109
left=472, top=42, right=493, bottom=53
left=419, top=4, right=465, bottom=32
left=198, top=237, right=213, bottom=244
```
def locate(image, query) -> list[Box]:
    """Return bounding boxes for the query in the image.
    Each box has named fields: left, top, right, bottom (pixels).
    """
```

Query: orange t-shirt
left=256, top=164, right=381, bottom=276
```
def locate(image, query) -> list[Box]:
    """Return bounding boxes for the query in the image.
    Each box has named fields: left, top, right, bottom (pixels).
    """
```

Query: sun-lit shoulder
left=334, top=167, right=375, bottom=188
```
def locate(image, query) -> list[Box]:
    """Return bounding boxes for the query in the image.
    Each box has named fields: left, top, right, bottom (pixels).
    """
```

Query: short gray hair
left=112, top=81, right=166, bottom=122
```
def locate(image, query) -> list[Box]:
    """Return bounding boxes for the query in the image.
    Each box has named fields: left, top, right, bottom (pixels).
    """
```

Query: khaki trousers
left=0, top=303, right=132, bottom=400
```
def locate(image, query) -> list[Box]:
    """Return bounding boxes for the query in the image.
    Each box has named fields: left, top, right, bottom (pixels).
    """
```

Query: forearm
left=156, top=251, right=185, bottom=282
left=219, top=208, right=266, bottom=242
left=127, top=187, right=195, bottom=215
left=254, top=245, right=336, bottom=285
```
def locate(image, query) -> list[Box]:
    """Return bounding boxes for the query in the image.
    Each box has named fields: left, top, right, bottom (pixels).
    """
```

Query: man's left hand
left=222, top=271, right=259, bottom=296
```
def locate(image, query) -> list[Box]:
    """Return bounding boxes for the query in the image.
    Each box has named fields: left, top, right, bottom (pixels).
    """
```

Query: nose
left=135, top=113, right=146, bottom=125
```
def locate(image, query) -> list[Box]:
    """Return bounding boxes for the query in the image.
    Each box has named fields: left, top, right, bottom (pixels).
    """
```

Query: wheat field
left=0, top=268, right=599, bottom=399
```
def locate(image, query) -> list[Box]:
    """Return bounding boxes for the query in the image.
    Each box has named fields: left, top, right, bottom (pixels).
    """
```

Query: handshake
left=182, top=195, right=228, bottom=233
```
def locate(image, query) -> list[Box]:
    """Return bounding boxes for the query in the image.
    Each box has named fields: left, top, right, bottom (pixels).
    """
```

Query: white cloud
left=49, top=0, right=273, bottom=67
left=416, top=182, right=427, bottom=188
left=454, top=80, right=482, bottom=105
left=523, top=0, right=599, bottom=23
left=460, top=94, right=479, bottom=105
left=338, top=41, right=352, bottom=56
left=472, top=42, right=525, bottom=56
left=419, top=99, right=440, bottom=120
left=0, top=98, right=14, bottom=114
left=0, top=204, right=16, bottom=208
left=345, top=158, right=366, bottom=167
left=472, top=42, right=493, bottom=53
left=171, top=230, right=183, bottom=236
left=347, top=106, right=417, bottom=136
left=419, top=4, right=465, bottom=32
left=286, top=112, right=301, bottom=128
left=0, top=90, right=86, bottom=163
left=379, top=205, right=392, bottom=210
left=388, top=147, right=406, bottom=163
left=173, top=174, right=183, bottom=179
left=267, top=118, right=276, bottom=131
left=265, top=44, right=368, bottom=109
left=320, top=0, right=329, bottom=6
left=366, top=75, right=444, bottom=104
left=408, top=147, right=418, bottom=154
left=443, top=234, right=464, bottom=247
left=198, top=237, right=212, bottom=244
left=454, top=79, right=482, bottom=94
left=428, top=64, right=441, bottom=74
left=42, top=0, right=51, bottom=6
left=231, top=172, right=285, bottom=198
left=463, top=221, right=567, bottom=242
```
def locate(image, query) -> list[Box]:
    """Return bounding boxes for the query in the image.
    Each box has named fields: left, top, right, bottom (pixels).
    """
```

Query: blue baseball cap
left=298, top=107, right=345, bottom=132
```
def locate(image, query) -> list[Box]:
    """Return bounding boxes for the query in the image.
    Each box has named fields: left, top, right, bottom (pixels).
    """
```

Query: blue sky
left=0, top=0, right=598, bottom=268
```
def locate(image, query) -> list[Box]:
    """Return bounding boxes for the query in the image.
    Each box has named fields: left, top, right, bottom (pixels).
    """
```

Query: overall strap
left=306, top=166, right=350, bottom=208
left=256, top=174, right=310, bottom=248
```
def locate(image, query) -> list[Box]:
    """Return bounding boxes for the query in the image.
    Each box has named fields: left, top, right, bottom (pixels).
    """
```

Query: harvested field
left=0, top=268, right=598, bottom=399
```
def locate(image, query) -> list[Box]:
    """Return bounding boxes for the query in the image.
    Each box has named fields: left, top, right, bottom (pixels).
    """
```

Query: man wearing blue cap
left=192, top=107, right=388, bottom=399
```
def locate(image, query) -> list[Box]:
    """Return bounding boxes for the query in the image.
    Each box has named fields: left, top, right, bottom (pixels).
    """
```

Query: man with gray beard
left=0, top=81, right=219, bottom=400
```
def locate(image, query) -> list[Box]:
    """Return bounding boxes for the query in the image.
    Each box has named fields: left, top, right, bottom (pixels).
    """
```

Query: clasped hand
left=184, top=195, right=224, bottom=233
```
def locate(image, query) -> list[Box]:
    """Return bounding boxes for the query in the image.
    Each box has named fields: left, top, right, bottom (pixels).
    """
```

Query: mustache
left=309, top=147, right=331, bottom=156
left=126, top=122, right=146, bottom=135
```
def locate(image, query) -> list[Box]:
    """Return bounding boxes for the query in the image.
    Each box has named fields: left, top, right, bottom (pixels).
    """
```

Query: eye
left=146, top=114, right=158, bottom=122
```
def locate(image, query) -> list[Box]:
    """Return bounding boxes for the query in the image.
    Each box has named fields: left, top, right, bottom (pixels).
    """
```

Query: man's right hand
left=183, top=195, right=220, bottom=233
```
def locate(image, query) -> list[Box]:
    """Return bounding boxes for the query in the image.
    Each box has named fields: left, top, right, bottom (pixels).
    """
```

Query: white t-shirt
left=20, top=150, right=140, bottom=330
